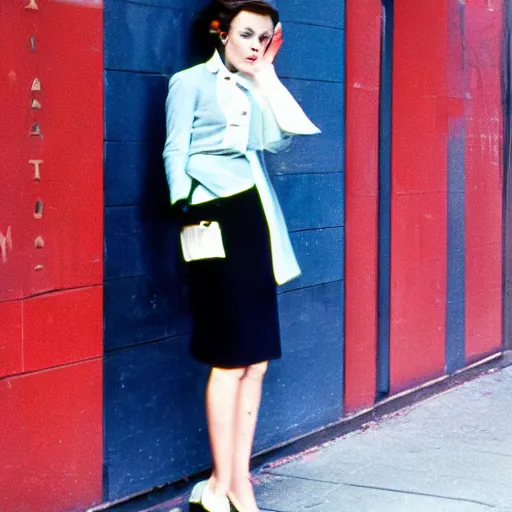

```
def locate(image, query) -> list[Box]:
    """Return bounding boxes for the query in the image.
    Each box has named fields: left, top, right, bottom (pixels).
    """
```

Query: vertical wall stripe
left=376, top=0, right=393, bottom=397
left=463, top=0, right=504, bottom=363
left=344, top=0, right=381, bottom=413
left=504, top=4, right=512, bottom=352
left=389, top=0, right=448, bottom=393
left=445, top=0, right=466, bottom=374
left=446, top=118, right=466, bottom=374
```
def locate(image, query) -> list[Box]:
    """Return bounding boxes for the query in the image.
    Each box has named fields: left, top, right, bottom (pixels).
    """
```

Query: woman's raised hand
left=263, top=22, right=283, bottom=65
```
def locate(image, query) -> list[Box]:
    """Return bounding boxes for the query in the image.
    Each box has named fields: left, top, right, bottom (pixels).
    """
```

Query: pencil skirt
left=185, top=186, right=281, bottom=368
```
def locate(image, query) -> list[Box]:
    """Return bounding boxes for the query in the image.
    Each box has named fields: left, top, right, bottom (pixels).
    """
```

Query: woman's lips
left=246, top=56, right=257, bottom=62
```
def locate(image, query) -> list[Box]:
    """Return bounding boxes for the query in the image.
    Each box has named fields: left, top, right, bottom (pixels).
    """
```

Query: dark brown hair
left=213, top=0, right=279, bottom=32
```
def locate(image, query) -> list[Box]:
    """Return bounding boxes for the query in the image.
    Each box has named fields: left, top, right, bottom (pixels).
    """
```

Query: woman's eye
left=240, top=33, right=251, bottom=39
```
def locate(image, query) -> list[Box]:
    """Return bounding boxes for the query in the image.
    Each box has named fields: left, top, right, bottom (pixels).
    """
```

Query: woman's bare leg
left=206, top=367, right=246, bottom=502
left=229, top=362, right=268, bottom=511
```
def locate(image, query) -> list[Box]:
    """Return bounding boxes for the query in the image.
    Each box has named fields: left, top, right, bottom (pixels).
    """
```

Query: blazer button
left=242, top=111, right=247, bottom=116
left=224, top=76, right=231, bottom=80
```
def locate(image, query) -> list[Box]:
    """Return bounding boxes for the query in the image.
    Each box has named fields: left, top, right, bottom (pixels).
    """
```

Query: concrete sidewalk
left=112, top=365, right=512, bottom=512
left=254, top=365, right=512, bottom=512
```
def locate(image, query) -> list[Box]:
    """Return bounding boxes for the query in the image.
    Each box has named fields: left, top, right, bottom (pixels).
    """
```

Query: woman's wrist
left=251, top=65, right=280, bottom=96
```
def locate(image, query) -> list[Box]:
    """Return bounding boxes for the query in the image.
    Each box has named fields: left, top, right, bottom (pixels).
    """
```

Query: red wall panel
left=1, top=3, right=34, bottom=302
left=389, top=1, right=449, bottom=392
left=344, top=0, right=381, bottom=412
left=0, top=301, right=23, bottom=378
left=23, top=287, right=103, bottom=373
left=0, top=360, right=103, bottom=512
left=464, top=2, right=504, bottom=362
left=390, top=192, right=447, bottom=388
left=0, top=0, right=103, bottom=303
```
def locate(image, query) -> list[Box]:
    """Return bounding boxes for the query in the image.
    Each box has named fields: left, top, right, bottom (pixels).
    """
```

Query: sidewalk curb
left=91, top=350, right=512, bottom=512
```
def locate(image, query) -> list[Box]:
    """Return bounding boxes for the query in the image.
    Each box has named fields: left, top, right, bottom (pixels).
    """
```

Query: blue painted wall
left=103, top=0, right=345, bottom=501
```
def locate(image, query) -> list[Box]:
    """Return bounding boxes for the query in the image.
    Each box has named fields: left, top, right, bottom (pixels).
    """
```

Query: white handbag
left=179, top=179, right=226, bottom=262
left=180, top=221, right=226, bottom=262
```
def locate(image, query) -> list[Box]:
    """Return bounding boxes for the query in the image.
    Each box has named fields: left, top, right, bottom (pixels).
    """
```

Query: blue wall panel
left=272, top=173, right=344, bottom=231
left=103, top=0, right=345, bottom=500
left=104, top=275, right=191, bottom=352
left=267, top=79, right=344, bottom=174
left=105, top=142, right=167, bottom=207
left=104, top=335, right=211, bottom=500
left=277, top=23, right=344, bottom=82
left=105, top=1, right=186, bottom=73
left=105, top=205, right=179, bottom=280
left=105, top=71, right=168, bottom=142
left=256, top=281, right=344, bottom=450
left=278, top=0, right=345, bottom=28
left=283, top=228, right=344, bottom=292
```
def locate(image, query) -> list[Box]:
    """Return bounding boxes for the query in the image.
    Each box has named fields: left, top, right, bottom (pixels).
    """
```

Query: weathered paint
left=0, top=0, right=104, bottom=510
left=0, top=0, right=103, bottom=302
left=464, top=1, right=504, bottom=363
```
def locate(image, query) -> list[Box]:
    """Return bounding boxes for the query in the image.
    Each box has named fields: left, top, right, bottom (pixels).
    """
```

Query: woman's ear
left=220, top=32, right=229, bottom=45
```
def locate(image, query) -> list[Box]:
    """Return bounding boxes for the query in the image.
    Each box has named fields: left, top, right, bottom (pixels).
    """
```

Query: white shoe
left=189, top=480, right=230, bottom=512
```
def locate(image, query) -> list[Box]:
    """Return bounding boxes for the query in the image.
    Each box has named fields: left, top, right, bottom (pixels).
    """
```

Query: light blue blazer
left=163, top=51, right=317, bottom=285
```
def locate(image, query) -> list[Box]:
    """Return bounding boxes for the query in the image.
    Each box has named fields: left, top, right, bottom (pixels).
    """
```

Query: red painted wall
left=390, top=0, right=450, bottom=392
left=0, top=1, right=104, bottom=510
left=344, top=0, right=381, bottom=412
left=389, top=0, right=504, bottom=390
left=345, top=0, right=504, bottom=400
left=0, top=361, right=103, bottom=512
left=464, top=1, right=504, bottom=363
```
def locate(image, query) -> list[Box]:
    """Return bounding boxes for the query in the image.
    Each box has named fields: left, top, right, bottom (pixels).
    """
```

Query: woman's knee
left=244, top=361, right=268, bottom=381
left=210, top=367, right=246, bottom=383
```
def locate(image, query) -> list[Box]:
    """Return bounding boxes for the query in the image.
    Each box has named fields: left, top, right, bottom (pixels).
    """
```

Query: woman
left=163, top=1, right=319, bottom=510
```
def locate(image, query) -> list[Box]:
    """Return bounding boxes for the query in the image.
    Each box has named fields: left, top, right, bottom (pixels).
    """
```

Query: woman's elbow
left=265, top=134, right=293, bottom=153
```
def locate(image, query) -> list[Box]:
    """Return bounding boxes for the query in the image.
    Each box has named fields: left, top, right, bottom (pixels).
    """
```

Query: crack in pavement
left=263, top=471, right=498, bottom=508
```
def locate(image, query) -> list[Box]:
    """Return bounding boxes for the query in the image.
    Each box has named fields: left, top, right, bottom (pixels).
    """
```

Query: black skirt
left=185, top=186, right=281, bottom=368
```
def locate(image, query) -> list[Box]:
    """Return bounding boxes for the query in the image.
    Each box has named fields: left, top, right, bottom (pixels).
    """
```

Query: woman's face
left=223, top=10, right=274, bottom=73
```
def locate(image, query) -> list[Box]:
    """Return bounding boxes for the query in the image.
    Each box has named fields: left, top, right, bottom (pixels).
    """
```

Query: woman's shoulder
left=170, top=63, right=209, bottom=87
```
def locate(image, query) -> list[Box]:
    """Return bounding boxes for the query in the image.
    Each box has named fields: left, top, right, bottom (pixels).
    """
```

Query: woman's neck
left=218, top=47, right=237, bottom=73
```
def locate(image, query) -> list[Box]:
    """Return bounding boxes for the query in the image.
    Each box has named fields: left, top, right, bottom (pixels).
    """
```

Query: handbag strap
left=186, top=178, right=200, bottom=205
left=180, top=178, right=200, bottom=214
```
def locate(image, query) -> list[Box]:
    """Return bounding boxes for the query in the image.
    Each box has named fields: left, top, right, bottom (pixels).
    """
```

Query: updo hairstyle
left=209, top=0, right=279, bottom=36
